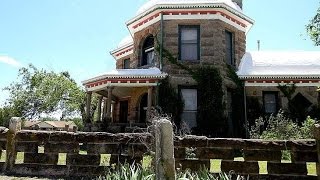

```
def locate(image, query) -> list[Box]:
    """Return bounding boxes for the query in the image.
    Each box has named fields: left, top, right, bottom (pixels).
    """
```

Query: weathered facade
left=82, top=0, right=253, bottom=134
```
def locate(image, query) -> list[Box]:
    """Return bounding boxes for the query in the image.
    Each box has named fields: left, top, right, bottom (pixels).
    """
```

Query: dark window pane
left=225, top=31, right=233, bottom=65
left=264, top=92, right=277, bottom=113
left=180, top=26, right=199, bottom=61
left=123, top=59, right=130, bottom=69
left=142, top=36, right=154, bottom=66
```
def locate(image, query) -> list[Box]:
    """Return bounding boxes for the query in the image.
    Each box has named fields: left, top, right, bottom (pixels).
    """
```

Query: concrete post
left=97, top=96, right=103, bottom=122
left=147, top=87, right=153, bottom=121
left=5, top=117, right=22, bottom=172
left=85, top=92, right=92, bottom=123
left=313, top=124, right=320, bottom=179
left=155, top=119, right=175, bottom=180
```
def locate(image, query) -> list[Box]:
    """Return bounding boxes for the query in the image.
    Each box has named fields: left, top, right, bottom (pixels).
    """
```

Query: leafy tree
left=307, top=5, right=320, bottom=45
left=4, top=64, right=86, bottom=120
left=0, top=106, right=20, bottom=127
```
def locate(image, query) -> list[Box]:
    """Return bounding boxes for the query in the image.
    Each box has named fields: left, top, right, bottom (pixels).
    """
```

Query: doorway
left=139, top=93, right=148, bottom=123
left=119, top=100, right=128, bottom=123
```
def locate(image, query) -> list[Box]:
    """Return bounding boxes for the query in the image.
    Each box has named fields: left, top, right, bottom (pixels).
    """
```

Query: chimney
left=232, top=0, right=243, bottom=9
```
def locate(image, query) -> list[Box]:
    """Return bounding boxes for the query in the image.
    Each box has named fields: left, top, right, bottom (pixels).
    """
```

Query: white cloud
left=0, top=55, right=22, bottom=68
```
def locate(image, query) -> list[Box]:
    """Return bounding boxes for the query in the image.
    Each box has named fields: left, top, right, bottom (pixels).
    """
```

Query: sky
left=0, top=0, right=319, bottom=106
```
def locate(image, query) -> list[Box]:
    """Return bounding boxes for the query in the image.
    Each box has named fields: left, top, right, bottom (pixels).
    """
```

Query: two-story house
left=82, top=0, right=253, bottom=135
left=82, top=0, right=320, bottom=135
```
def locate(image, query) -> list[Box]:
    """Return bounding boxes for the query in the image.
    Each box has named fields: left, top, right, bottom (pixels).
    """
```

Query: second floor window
left=225, top=30, right=234, bottom=66
left=179, top=25, right=200, bottom=61
left=141, top=35, right=154, bottom=66
left=123, top=59, right=130, bottom=69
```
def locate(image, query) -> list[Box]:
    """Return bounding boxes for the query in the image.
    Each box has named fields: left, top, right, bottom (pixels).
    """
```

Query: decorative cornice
left=239, top=75, right=320, bottom=80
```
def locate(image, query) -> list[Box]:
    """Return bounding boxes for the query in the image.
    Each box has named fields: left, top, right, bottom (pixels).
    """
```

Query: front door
left=119, top=100, right=128, bottom=123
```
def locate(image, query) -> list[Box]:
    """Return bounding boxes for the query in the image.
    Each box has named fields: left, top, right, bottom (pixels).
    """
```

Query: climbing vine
left=155, top=37, right=226, bottom=136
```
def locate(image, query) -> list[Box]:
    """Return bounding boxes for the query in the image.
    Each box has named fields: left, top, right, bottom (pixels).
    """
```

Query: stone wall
left=175, top=135, right=319, bottom=179
left=1, top=119, right=320, bottom=178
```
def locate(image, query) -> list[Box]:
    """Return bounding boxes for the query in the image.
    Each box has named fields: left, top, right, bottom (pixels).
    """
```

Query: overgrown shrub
left=250, top=111, right=316, bottom=140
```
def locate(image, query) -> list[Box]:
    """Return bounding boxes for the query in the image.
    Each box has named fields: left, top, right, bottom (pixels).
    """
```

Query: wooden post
left=155, top=119, right=175, bottom=180
left=147, top=87, right=153, bottom=121
left=313, top=124, right=320, bottom=179
left=97, top=96, right=103, bottom=122
left=106, top=87, right=113, bottom=119
left=5, top=117, right=21, bottom=172
left=85, top=92, right=92, bottom=123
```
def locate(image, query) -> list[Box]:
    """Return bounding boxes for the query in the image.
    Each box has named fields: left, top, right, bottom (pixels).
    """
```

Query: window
left=263, top=92, right=278, bottom=114
left=123, top=59, right=130, bottom=69
left=225, top=30, right=234, bottom=65
left=179, top=25, right=200, bottom=61
left=141, top=36, right=154, bottom=66
left=180, top=88, right=197, bottom=129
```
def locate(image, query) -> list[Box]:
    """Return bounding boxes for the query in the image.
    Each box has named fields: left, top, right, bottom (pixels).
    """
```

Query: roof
left=23, top=120, right=76, bottom=129
left=117, top=35, right=133, bottom=48
left=136, top=0, right=242, bottom=15
left=82, top=67, right=167, bottom=85
left=237, top=51, right=320, bottom=79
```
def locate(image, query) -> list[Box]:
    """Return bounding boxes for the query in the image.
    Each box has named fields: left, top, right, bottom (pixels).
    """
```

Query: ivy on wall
left=155, top=37, right=244, bottom=137
left=158, top=77, right=184, bottom=126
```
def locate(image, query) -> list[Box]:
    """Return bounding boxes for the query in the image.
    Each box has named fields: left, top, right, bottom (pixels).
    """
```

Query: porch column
left=86, top=92, right=92, bottom=123
left=96, top=95, right=103, bottom=122
left=102, top=98, right=107, bottom=120
left=106, top=87, right=113, bottom=119
left=147, top=86, right=153, bottom=121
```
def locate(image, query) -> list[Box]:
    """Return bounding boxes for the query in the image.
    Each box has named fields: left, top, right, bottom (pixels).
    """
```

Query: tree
left=307, top=6, right=320, bottom=45
left=4, top=64, right=86, bottom=119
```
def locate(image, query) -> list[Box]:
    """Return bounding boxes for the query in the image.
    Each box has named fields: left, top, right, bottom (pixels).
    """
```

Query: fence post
left=5, top=117, right=21, bottom=173
left=155, top=119, right=175, bottom=180
left=313, top=124, right=320, bottom=179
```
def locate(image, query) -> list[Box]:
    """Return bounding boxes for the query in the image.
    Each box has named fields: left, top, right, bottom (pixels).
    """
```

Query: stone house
left=82, top=0, right=320, bottom=135
left=82, top=0, right=252, bottom=135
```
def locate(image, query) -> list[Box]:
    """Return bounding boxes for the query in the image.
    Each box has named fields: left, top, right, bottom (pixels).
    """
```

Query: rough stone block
left=196, top=148, right=234, bottom=160
left=24, top=152, right=58, bottom=165
left=175, top=159, right=210, bottom=171
left=109, top=154, right=142, bottom=165
left=68, top=165, right=106, bottom=176
left=221, top=160, right=259, bottom=174
left=291, top=151, right=318, bottom=163
left=243, top=150, right=281, bottom=162
left=267, top=162, right=307, bottom=175
left=174, top=148, right=186, bottom=159
left=11, top=164, right=67, bottom=177
left=16, top=141, right=38, bottom=153
left=87, top=143, right=120, bottom=154
left=66, top=154, right=100, bottom=166
left=44, top=142, right=79, bottom=154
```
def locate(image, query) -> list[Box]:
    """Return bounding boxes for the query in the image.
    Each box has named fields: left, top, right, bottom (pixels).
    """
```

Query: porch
left=82, top=68, right=167, bottom=132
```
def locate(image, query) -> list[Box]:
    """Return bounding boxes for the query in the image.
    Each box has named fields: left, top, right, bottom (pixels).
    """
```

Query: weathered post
left=5, top=117, right=21, bottom=173
left=155, top=119, right=175, bottom=180
left=313, top=124, right=320, bottom=179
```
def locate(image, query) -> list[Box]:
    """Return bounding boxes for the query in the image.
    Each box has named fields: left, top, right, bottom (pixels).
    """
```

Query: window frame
left=225, top=30, right=235, bottom=66
left=141, top=35, right=155, bottom=67
left=263, top=91, right=279, bottom=114
left=178, top=25, right=200, bottom=61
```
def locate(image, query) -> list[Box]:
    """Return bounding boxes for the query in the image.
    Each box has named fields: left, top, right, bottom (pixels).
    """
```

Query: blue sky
left=0, top=0, right=319, bottom=106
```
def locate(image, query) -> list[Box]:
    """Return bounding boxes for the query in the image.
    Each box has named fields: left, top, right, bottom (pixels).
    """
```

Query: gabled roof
left=237, top=51, right=320, bottom=79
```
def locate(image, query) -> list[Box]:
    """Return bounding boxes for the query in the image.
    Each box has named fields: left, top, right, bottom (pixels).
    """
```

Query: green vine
left=155, top=37, right=226, bottom=136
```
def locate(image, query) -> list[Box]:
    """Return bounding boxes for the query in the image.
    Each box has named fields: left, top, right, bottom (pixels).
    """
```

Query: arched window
left=141, top=35, right=154, bottom=66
